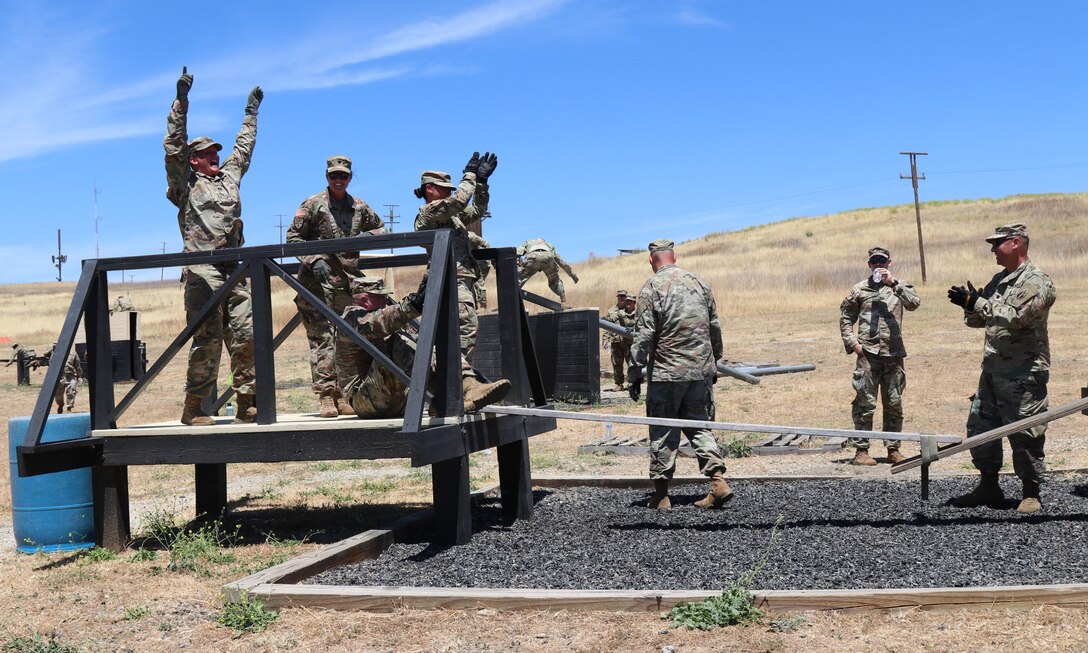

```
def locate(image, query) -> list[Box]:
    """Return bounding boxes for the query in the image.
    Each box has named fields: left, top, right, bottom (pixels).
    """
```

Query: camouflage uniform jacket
left=965, top=259, right=1055, bottom=375
left=413, top=172, right=488, bottom=280
left=164, top=99, right=256, bottom=252
left=631, top=264, right=723, bottom=382
left=839, top=277, right=921, bottom=357
left=287, top=189, right=386, bottom=277
left=62, top=351, right=82, bottom=379
left=603, top=306, right=635, bottom=345
left=341, top=299, right=421, bottom=377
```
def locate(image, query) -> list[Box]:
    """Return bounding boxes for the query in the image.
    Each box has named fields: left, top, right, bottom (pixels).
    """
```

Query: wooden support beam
left=93, top=465, right=130, bottom=552
left=195, top=463, right=228, bottom=518
left=484, top=405, right=963, bottom=444
left=431, top=455, right=472, bottom=545
left=892, top=395, right=1088, bottom=474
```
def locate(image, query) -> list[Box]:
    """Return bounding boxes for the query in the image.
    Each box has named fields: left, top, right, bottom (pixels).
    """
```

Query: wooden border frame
left=225, top=474, right=1088, bottom=614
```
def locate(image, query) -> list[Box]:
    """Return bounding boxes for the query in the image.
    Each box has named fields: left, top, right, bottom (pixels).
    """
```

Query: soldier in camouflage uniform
left=111, top=295, right=134, bottom=313
left=288, top=155, right=386, bottom=418
left=164, top=67, right=263, bottom=426
left=839, top=247, right=921, bottom=466
left=53, top=349, right=82, bottom=414
left=629, top=239, right=730, bottom=510
left=603, top=290, right=635, bottom=391
left=413, top=153, right=500, bottom=399
left=336, top=277, right=510, bottom=418
left=948, top=223, right=1055, bottom=514
left=5, top=344, right=35, bottom=368
left=517, top=238, right=579, bottom=305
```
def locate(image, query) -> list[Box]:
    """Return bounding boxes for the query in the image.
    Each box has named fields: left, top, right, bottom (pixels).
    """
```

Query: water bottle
left=225, top=403, right=234, bottom=417
left=605, top=422, right=613, bottom=439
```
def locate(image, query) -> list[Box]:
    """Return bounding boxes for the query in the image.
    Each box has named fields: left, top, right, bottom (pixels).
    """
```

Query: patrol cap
left=187, top=136, right=222, bottom=154
left=326, top=155, right=352, bottom=175
left=616, top=289, right=628, bottom=296
left=648, top=238, right=674, bottom=254
left=985, top=223, right=1029, bottom=243
left=867, top=246, right=891, bottom=261
left=350, top=275, right=394, bottom=296
left=419, top=170, right=456, bottom=189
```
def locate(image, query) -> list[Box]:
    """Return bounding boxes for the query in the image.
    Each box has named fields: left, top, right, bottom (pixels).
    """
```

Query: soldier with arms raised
left=164, top=67, right=263, bottom=425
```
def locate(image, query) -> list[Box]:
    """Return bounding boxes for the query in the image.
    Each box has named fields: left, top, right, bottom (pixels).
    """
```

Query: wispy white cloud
left=0, top=0, right=568, bottom=163
left=674, top=8, right=728, bottom=29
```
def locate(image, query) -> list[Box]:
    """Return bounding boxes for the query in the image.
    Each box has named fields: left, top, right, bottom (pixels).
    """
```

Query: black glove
left=476, top=152, right=498, bottom=181
left=177, top=66, right=193, bottom=103
left=463, top=151, right=480, bottom=175
left=947, top=280, right=979, bottom=311
left=415, top=275, right=428, bottom=298
left=628, top=380, right=642, bottom=402
left=311, top=259, right=332, bottom=285
left=246, top=86, right=263, bottom=116
left=571, top=272, right=579, bottom=283
left=405, top=292, right=425, bottom=313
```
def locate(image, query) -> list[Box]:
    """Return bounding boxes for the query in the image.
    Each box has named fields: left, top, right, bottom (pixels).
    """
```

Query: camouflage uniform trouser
left=518, top=252, right=566, bottom=303
left=55, top=376, right=78, bottom=411
left=848, top=353, right=905, bottom=451
left=338, top=332, right=417, bottom=419
left=610, top=340, right=631, bottom=386
left=183, top=265, right=255, bottom=398
left=457, top=278, right=478, bottom=377
left=294, top=268, right=353, bottom=395
left=966, top=370, right=1048, bottom=484
left=474, top=259, right=490, bottom=311
left=646, top=378, right=727, bottom=480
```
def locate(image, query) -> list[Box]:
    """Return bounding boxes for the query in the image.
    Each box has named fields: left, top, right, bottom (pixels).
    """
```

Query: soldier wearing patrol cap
left=335, top=276, right=510, bottom=418
left=839, top=246, right=921, bottom=466
left=604, top=290, right=635, bottom=391
left=629, top=238, right=730, bottom=510
left=288, top=155, right=386, bottom=418
left=413, top=152, right=502, bottom=399
left=948, top=223, right=1055, bottom=514
left=164, top=66, right=263, bottom=426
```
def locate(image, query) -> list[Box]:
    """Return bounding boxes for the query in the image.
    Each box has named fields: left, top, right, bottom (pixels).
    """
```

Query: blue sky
left=2, top=0, right=1086, bottom=283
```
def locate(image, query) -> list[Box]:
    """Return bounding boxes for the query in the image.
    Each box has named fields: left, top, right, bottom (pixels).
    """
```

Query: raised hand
left=463, top=151, right=480, bottom=175
left=246, top=86, right=263, bottom=115
left=177, top=66, right=193, bottom=102
left=476, top=152, right=498, bottom=181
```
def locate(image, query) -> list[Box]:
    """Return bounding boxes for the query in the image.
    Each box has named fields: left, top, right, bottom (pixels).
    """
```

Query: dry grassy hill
left=2, top=192, right=1088, bottom=652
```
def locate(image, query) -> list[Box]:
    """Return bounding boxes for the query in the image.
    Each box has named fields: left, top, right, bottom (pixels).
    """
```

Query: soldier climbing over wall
left=517, top=238, right=579, bottom=306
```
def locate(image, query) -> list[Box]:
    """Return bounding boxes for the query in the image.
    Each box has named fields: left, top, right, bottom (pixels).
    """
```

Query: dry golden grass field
left=3, top=193, right=1088, bottom=652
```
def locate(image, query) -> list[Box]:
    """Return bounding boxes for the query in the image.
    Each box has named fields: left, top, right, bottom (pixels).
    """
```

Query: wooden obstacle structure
left=15, top=231, right=556, bottom=550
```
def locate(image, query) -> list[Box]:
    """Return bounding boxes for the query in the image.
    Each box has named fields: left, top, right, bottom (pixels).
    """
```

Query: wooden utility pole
left=899, top=151, right=928, bottom=284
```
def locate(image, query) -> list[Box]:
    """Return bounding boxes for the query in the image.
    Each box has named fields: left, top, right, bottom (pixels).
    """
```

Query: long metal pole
left=900, top=152, right=928, bottom=284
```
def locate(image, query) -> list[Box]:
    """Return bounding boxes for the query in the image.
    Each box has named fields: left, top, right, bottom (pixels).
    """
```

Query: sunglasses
left=328, top=172, right=350, bottom=180
left=868, top=257, right=889, bottom=265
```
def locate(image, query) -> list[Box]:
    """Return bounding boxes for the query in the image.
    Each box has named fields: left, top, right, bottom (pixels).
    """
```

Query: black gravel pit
left=306, top=476, right=1088, bottom=591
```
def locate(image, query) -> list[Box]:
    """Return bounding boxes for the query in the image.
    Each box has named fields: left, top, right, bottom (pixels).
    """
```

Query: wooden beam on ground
left=483, top=405, right=963, bottom=444
left=891, top=395, right=1088, bottom=474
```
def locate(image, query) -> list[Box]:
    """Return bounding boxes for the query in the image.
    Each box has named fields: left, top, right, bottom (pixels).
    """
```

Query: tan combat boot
left=853, top=449, right=877, bottom=466
left=235, top=394, right=258, bottom=423
left=180, top=394, right=215, bottom=426
left=648, top=479, right=671, bottom=509
left=886, top=448, right=906, bottom=465
left=334, top=389, right=354, bottom=416
left=1017, top=480, right=1042, bottom=514
left=694, top=471, right=734, bottom=509
left=318, top=389, right=338, bottom=419
left=462, top=376, right=512, bottom=413
left=952, top=471, right=1004, bottom=508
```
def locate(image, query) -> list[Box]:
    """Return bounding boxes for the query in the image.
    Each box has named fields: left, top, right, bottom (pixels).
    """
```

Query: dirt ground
left=5, top=198, right=1088, bottom=651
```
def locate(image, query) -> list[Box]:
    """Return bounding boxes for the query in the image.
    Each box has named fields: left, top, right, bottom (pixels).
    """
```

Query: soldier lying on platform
left=334, top=276, right=511, bottom=419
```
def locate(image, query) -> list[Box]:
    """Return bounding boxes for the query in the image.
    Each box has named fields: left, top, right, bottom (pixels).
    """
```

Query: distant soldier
left=629, top=239, right=730, bottom=510
left=468, top=232, right=491, bottom=311
left=111, top=295, right=135, bottom=313
left=336, top=276, right=510, bottom=418
left=164, top=67, right=263, bottom=426
left=517, top=238, right=579, bottom=305
left=5, top=344, right=35, bottom=368
left=288, top=155, right=386, bottom=418
left=603, top=290, right=635, bottom=391
left=948, top=223, right=1055, bottom=514
left=839, top=247, right=921, bottom=466
left=413, top=152, right=505, bottom=399
left=53, top=350, right=83, bottom=414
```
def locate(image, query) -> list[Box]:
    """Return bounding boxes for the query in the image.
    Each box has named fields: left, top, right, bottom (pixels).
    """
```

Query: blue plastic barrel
left=8, top=414, right=95, bottom=553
